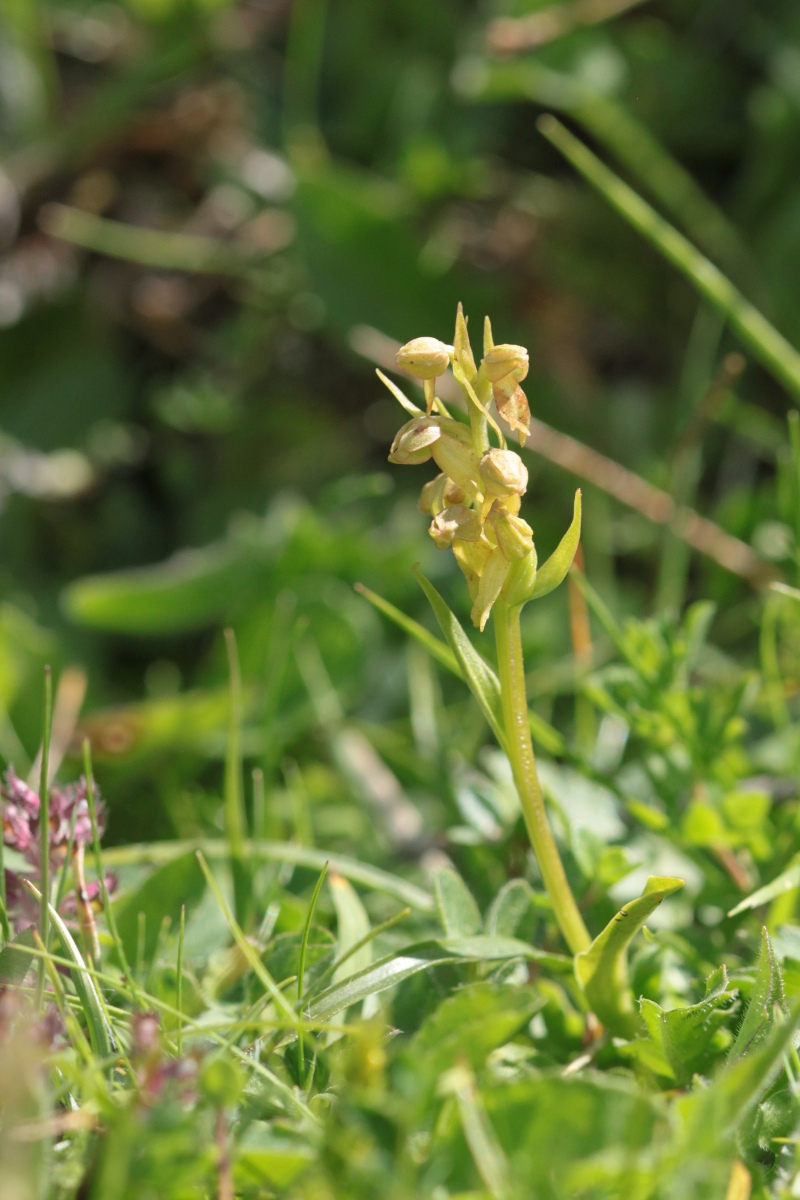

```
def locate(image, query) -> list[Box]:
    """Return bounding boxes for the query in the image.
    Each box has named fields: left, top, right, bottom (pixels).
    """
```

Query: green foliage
left=7, top=0, right=800, bottom=1196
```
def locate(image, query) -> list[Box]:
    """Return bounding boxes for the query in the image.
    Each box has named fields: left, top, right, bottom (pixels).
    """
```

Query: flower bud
left=481, top=344, right=529, bottom=384
left=479, top=449, right=528, bottom=497
left=487, top=502, right=534, bottom=561
left=395, top=337, right=452, bottom=380
left=453, top=303, right=477, bottom=384
left=429, top=505, right=482, bottom=549
left=418, top=473, right=466, bottom=515
left=431, top=436, right=482, bottom=499
left=388, top=416, right=442, bottom=465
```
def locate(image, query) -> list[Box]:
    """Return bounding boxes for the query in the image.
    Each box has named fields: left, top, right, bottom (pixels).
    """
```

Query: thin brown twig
left=487, top=0, right=650, bottom=55
left=350, top=324, right=777, bottom=589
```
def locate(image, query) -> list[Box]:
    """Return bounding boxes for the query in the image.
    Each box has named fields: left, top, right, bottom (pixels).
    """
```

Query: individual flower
left=487, top=502, right=534, bottom=561
left=479, top=449, right=528, bottom=498
left=396, top=336, right=453, bottom=414
left=428, top=505, right=483, bottom=549
left=418, top=473, right=466, bottom=515
left=1, top=768, right=104, bottom=867
left=481, top=344, right=530, bottom=446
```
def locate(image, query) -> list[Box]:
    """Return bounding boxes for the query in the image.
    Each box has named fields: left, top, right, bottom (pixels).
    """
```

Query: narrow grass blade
left=195, top=851, right=297, bottom=1025
left=35, top=666, right=53, bottom=1009
left=224, top=628, right=250, bottom=929
left=298, top=863, right=328, bottom=1004
left=314, top=905, right=410, bottom=993
left=176, top=903, right=186, bottom=1057
left=468, top=59, right=750, bottom=282
left=104, top=839, right=435, bottom=912
left=83, top=740, right=141, bottom=1006
left=297, top=862, right=328, bottom=1081
left=24, top=881, right=116, bottom=1059
left=308, top=936, right=571, bottom=1022
left=414, top=568, right=507, bottom=750
left=442, top=1064, right=513, bottom=1200
left=41, top=203, right=265, bottom=275
left=728, top=860, right=800, bottom=917
left=354, top=582, right=460, bottom=677
left=538, top=115, right=800, bottom=405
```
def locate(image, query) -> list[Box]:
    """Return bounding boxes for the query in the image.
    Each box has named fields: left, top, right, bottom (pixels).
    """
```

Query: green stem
left=494, top=602, right=590, bottom=955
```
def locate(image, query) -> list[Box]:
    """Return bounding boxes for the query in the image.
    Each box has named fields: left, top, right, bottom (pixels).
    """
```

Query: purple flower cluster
left=1, top=767, right=105, bottom=867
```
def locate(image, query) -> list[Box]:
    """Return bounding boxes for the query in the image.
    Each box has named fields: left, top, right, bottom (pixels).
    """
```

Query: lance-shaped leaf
left=728, top=856, right=800, bottom=917
left=729, top=927, right=786, bottom=1059
left=574, top=875, right=684, bottom=1037
left=307, top=935, right=570, bottom=1022
left=435, top=867, right=483, bottom=937
left=508, top=490, right=581, bottom=607
left=414, top=567, right=507, bottom=751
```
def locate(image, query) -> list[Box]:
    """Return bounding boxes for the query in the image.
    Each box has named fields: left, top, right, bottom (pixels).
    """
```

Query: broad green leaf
left=512, top=489, right=581, bottom=605
left=234, top=1130, right=315, bottom=1190
left=435, top=867, right=483, bottom=938
left=414, top=567, right=507, bottom=749
left=634, top=966, right=737, bottom=1085
left=0, top=925, right=37, bottom=985
left=308, top=936, right=570, bottom=1022
left=729, top=928, right=786, bottom=1059
left=405, top=983, right=542, bottom=1092
left=728, top=860, right=800, bottom=917
left=113, top=851, right=207, bottom=967
left=574, top=875, right=684, bottom=1036
left=483, top=1074, right=661, bottom=1195
left=63, top=538, right=266, bottom=634
left=25, top=883, right=116, bottom=1059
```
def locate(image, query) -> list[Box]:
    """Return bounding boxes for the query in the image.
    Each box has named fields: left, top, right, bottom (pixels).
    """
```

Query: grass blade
left=24, top=880, right=117, bottom=1059
left=414, top=567, right=507, bottom=750
left=103, top=838, right=435, bottom=912
left=538, top=115, right=800, bottom=405
left=297, top=861, right=328, bottom=1082
left=195, top=851, right=298, bottom=1026
left=35, top=666, right=53, bottom=1009
left=354, top=582, right=460, bottom=677
left=224, top=628, right=250, bottom=930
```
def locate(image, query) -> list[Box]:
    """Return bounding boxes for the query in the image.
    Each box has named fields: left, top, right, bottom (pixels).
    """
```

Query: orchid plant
left=379, top=304, right=683, bottom=1033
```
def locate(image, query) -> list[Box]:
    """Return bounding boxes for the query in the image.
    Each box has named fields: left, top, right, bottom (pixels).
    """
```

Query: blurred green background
left=1, top=0, right=799, bottom=850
